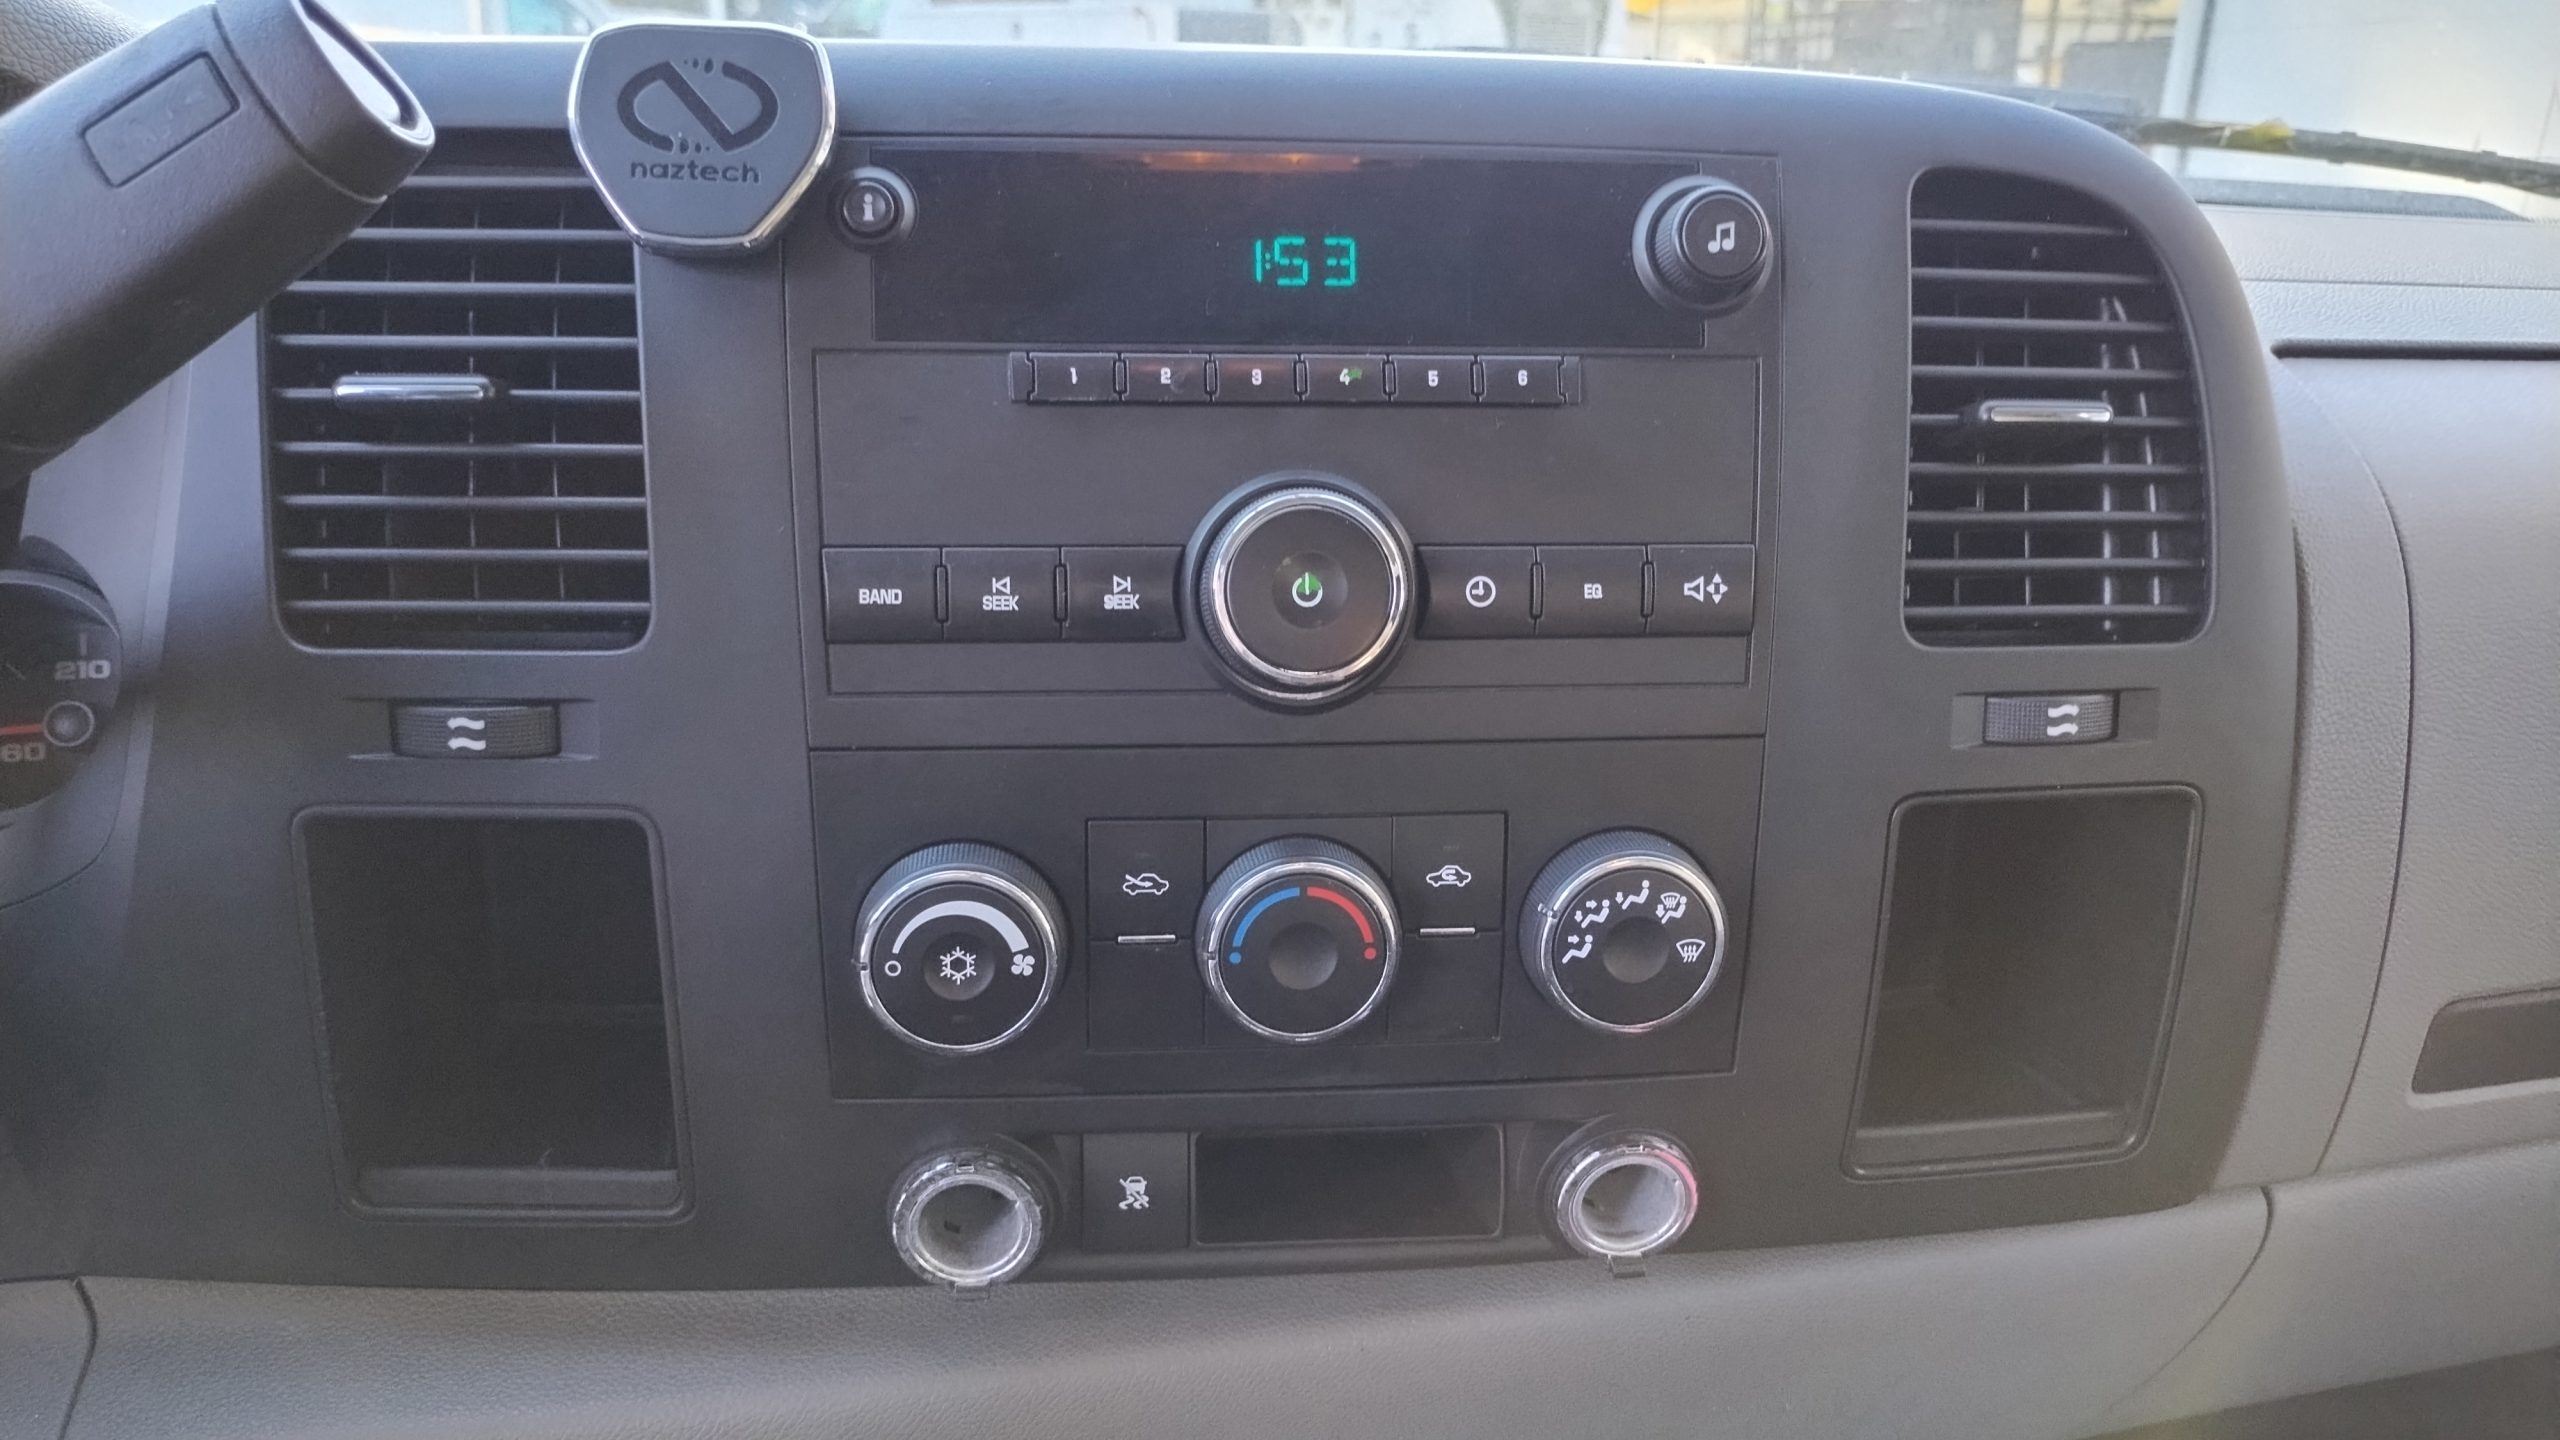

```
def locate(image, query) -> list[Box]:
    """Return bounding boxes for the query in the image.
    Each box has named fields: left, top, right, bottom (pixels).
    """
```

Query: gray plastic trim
left=2110, top=1139, right=2560, bottom=1431
left=67, top=1191, right=2265, bottom=1440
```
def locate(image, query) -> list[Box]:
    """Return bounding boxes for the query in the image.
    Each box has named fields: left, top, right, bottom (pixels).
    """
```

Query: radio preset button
left=1481, top=355, right=1566, bottom=405
left=823, top=547, right=941, bottom=643
left=944, top=547, right=1060, bottom=641
left=1646, top=544, right=1756, bottom=635
left=1065, top=546, right=1183, bottom=641
left=1029, top=352, right=1118, bottom=402
left=1213, top=354, right=1301, bottom=402
left=1124, top=353, right=1210, bottom=403
left=1536, top=546, right=1645, bottom=636
left=1304, top=354, right=1388, bottom=403
left=1389, top=355, right=1475, bottom=402
left=1418, top=546, right=1534, bottom=639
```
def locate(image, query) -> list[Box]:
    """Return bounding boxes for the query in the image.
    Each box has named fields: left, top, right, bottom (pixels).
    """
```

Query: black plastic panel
left=814, top=741, right=1760, bottom=1098
left=0, top=40, right=2294, bottom=1292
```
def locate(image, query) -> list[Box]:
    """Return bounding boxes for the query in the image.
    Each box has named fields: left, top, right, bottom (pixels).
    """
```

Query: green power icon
left=1291, top=569, right=1325, bottom=608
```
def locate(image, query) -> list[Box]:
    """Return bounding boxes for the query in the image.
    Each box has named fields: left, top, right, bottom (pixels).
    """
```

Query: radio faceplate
left=788, top=140, right=1779, bottom=749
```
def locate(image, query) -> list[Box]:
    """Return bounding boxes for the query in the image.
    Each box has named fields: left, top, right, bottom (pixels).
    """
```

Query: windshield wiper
left=2062, top=110, right=2560, bottom=203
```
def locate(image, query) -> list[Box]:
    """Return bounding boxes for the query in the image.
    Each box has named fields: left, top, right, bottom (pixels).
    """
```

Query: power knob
left=1521, top=830, right=1731, bottom=1035
left=1634, top=178, right=1772, bottom=315
left=855, top=843, right=1066, bottom=1055
left=1188, top=476, right=1415, bottom=711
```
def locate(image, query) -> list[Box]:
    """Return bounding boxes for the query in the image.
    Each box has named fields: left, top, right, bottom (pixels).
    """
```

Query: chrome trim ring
left=1198, top=485, right=1413, bottom=706
left=886, top=1148, right=1048, bottom=1289
left=1548, top=1130, right=1701, bottom=1262
left=1197, top=841, right=1402, bottom=1045
left=854, top=845, right=1065, bottom=1057
left=1522, top=834, right=1731, bottom=1037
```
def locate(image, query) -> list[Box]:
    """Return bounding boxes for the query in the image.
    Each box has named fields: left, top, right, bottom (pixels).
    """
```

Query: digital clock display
left=1249, top=234, right=1358, bottom=290
left=869, top=147, right=1702, bottom=350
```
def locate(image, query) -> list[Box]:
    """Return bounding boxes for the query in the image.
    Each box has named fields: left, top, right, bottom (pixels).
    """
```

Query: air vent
left=1905, top=170, right=2207, bottom=645
left=264, top=140, right=647, bottom=651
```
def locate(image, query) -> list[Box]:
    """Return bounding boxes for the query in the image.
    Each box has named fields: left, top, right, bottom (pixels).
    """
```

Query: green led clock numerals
left=1321, top=235, right=1357, bottom=288
left=1251, top=234, right=1357, bottom=290
left=1253, top=235, right=1311, bottom=287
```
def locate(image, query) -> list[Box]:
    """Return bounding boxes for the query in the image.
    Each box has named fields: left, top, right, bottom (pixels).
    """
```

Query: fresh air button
left=1418, top=546, right=1534, bottom=638
left=1066, top=547, right=1183, bottom=641
left=1082, top=1131, right=1190, bottom=1251
left=1481, top=355, right=1565, bottom=405
left=1029, top=352, right=1118, bottom=402
left=1537, top=546, right=1645, bottom=636
left=1646, top=544, right=1756, bottom=635
left=943, top=547, right=1059, bottom=640
left=1304, top=354, right=1388, bottom=403
left=1389, top=355, right=1474, bottom=403
left=391, top=703, right=559, bottom=760
left=1088, top=818, right=1205, bottom=942
left=1392, top=812, right=1505, bottom=933
left=822, top=547, right=939, bottom=642
left=1124, top=354, right=1210, bottom=403
left=1984, top=693, right=2118, bottom=745
left=1213, top=354, right=1300, bottom=403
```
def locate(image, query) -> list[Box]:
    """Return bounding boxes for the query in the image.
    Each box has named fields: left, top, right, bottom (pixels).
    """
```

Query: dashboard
left=0, top=29, right=2553, bottom=1440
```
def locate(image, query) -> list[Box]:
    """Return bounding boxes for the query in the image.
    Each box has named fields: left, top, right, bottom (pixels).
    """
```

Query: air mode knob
left=855, top=843, right=1066, bottom=1055
left=1198, top=837, right=1401, bottom=1043
left=1634, top=178, right=1772, bottom=315
left=1521, top=830, right=1731, bottom=1035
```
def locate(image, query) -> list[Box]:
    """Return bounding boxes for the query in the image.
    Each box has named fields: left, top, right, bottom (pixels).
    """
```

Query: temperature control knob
left=1522, top=831, right=1730, bottom=1035
left=855, top=843, right=1065, bottom=1055
left=1634, top=178, right=1772, bottom=315
left=1189, top=477, right=1414, bottom=710
left=1198, top=837, right=1400, bottom=1043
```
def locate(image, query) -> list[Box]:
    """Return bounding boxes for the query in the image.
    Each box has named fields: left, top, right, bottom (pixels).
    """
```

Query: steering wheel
left=0, top=0, right=136, bottom=112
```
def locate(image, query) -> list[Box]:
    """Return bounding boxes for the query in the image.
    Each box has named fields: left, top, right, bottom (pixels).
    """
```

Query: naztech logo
left=616, top=56, right=779, bottom=182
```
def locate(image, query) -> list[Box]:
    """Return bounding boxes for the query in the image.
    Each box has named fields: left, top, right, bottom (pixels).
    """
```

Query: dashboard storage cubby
left=298, top=813, right=681, bottom=1215
left=1848, top=789, right=2199, bottom=1173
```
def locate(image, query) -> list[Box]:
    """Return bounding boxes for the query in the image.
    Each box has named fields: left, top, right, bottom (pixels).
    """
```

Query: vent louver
left=1905, top=170, right=2207, bottom=646
left=264, top=141, right=648, bottom=651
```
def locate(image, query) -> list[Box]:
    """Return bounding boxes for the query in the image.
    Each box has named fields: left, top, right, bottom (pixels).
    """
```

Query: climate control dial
left=1522, top=831, right=1729, bottom=1035
left=1198, top=837, right=1401, bottom=1043
left=855, top=843, right=1065, bottom=1054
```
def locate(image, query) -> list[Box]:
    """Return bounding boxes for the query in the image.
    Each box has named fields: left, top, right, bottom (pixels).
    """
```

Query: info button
left=1419, top=546, right=1533, bottom=638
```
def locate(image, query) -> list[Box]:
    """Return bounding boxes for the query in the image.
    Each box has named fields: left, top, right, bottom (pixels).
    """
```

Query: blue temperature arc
left=1227, top=886, right=1301, bottom=965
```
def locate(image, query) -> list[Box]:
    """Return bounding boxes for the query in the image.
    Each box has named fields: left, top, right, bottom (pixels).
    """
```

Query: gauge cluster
left=0, top=561, right=120, bottom=814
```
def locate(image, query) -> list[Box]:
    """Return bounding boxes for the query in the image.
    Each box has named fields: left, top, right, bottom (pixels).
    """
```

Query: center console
left=0, top=42, right=2297, bottom=1296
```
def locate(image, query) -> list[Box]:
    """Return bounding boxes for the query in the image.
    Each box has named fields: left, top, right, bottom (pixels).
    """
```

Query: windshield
left=103, top=0, right=2560, bottom=218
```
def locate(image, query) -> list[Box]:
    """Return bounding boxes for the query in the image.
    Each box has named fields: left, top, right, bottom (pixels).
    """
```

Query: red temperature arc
left=1303, top=884, right=1379, bottom=961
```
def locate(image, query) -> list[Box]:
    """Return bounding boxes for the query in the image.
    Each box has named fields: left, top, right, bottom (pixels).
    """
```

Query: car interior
left=0, top=0, right=2555, bottom=1434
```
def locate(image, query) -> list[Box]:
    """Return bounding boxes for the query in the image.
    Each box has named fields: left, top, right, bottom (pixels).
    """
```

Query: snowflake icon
left=938, top=947, right=978, bottom=986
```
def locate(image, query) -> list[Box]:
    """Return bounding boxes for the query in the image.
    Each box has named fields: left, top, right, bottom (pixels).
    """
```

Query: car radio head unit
left=866, top=146, right=1711, bottom=349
